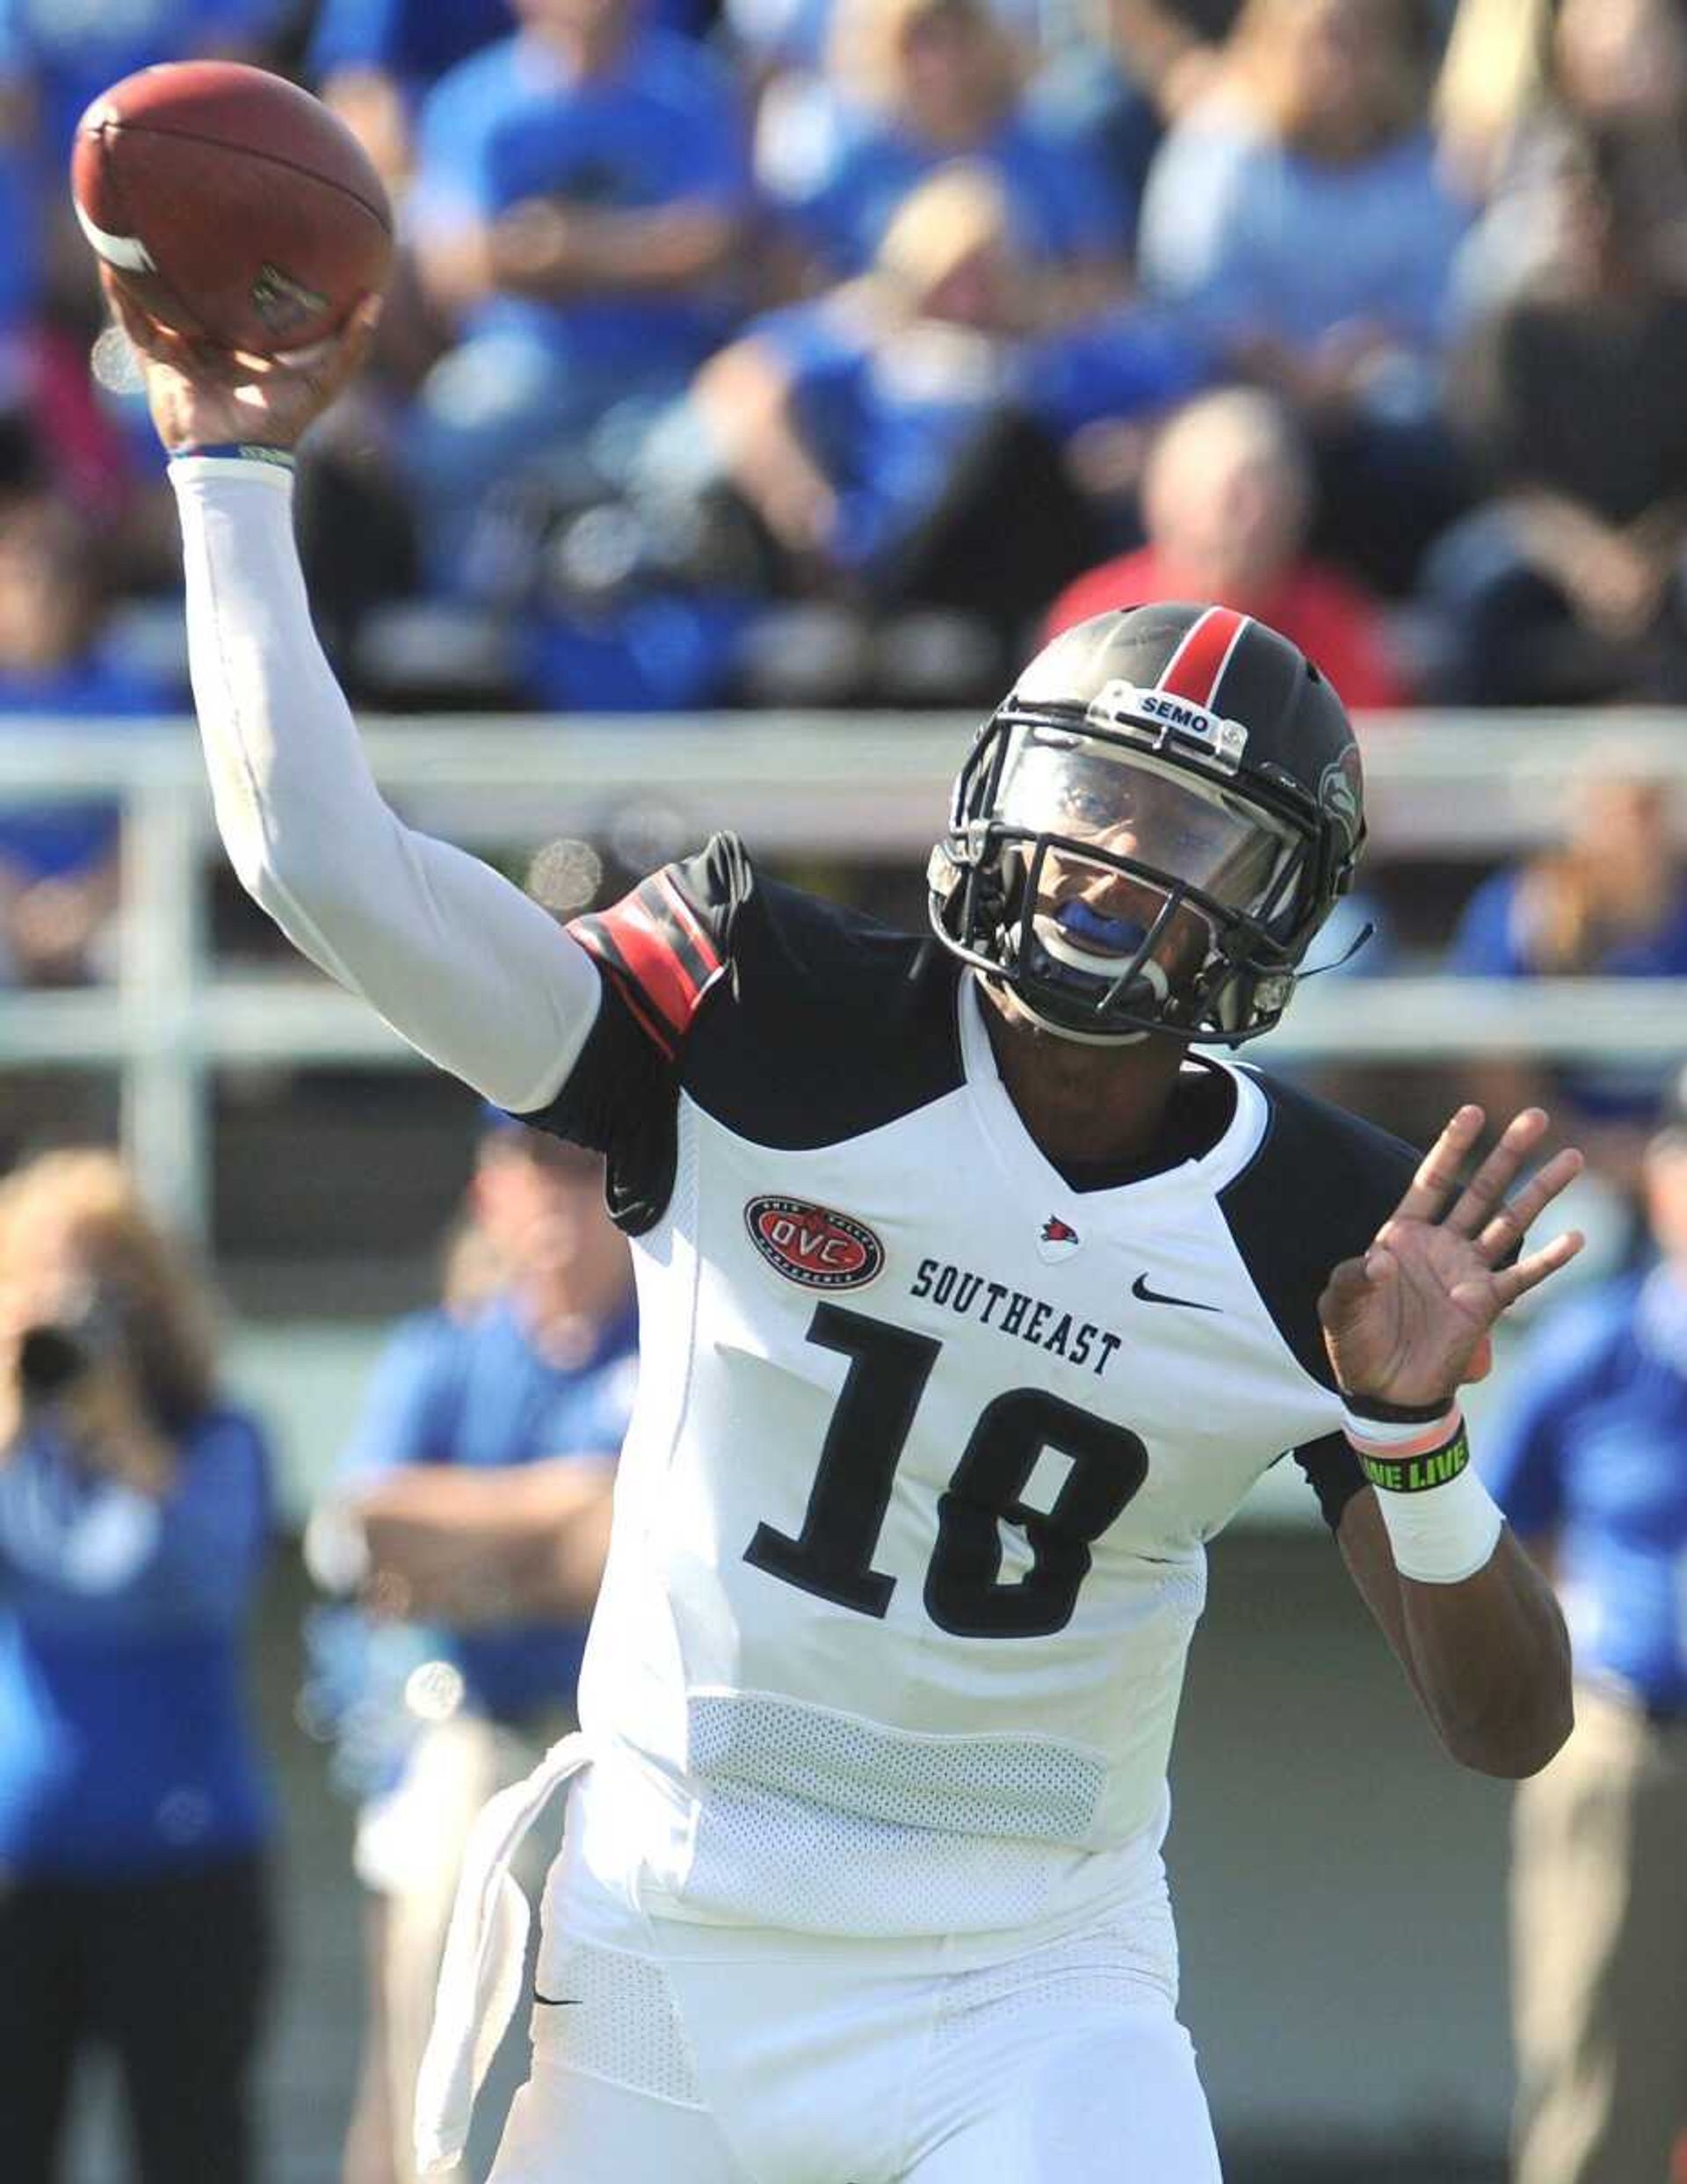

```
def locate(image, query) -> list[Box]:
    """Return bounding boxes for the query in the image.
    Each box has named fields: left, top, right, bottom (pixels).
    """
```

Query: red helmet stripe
left=1155, top=606, right=1249, bottom=708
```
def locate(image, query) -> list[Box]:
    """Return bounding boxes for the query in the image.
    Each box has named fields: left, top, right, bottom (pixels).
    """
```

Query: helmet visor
left=996, top=726, right=1292, bottom=913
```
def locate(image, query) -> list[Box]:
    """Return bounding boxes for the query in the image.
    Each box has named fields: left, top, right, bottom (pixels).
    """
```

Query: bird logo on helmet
left=927, top=603, right=1365, bottom=1047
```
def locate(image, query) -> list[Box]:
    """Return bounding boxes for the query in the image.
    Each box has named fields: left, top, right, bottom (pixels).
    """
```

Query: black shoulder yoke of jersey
left=1220, top=1068, right=1422, bottom=1397
left=1220, top=1070, right=1422, bottom=1533
left=681, top=871, right=967, bottom=1150
left=528, top=835, right=967, bottom=1233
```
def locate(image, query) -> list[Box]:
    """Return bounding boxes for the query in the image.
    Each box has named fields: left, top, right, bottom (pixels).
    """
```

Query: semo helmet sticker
left=744, top=1196, right=885, bottom=1290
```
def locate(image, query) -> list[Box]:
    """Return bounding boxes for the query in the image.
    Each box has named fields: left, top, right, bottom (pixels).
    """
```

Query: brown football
left=71, top=61, right=393, bottom=356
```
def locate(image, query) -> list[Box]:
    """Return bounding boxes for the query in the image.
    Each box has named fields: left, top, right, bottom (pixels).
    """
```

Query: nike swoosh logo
left=533, top=1992, right=583, bottom=2006
left=1132, top=1273, right=1221, bottom=1314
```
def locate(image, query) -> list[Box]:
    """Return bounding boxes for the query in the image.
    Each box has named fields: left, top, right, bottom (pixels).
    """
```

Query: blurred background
left=2, top=0, right=1687, bottom=2178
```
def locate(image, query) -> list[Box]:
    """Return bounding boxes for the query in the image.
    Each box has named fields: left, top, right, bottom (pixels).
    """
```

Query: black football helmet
left=928, top=603, right=1365, bottom=1046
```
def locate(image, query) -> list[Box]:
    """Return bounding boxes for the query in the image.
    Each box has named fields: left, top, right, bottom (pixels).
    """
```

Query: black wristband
left=1338, top=1389, right=1457, bottom=1426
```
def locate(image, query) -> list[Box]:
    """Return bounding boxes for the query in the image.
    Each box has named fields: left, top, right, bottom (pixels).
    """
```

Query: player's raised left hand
left=100, top=264, right=381, bottom=455
left=1319, top=1105, right=1585, bottom=1410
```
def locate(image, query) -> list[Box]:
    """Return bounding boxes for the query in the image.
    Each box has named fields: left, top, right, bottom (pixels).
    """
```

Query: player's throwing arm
left=99, top=268, right=609, bottom=1115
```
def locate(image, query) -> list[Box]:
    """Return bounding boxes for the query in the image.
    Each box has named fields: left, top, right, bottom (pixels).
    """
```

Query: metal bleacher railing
left=4, top=707, right=1686, bottom=1240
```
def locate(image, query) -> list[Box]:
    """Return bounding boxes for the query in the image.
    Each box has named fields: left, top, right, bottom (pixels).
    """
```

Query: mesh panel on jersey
left=689, top=1692, right=1106, bottom=1845
left=686, top=1781, right=1065, bottom=1933
left=529, top=1939, right=705, bottom=2106
left=931, top=1909, right=1182, bottom=2050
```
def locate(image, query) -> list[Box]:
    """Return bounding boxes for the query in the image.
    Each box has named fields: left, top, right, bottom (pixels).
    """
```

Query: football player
left=112, top=281, right=1580, bottom=2184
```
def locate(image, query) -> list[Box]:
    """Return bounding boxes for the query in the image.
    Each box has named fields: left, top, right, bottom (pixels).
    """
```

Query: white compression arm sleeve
left=170, top=459, right=600, bottom=1113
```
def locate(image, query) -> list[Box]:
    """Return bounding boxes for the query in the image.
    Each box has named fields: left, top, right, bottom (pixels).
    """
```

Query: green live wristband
left=1353, top=1421, right=1472, bottom=1496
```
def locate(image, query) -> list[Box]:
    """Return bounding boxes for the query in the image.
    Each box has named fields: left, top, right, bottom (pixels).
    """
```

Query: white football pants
left=485, top=1836, right=1222, bottom=2184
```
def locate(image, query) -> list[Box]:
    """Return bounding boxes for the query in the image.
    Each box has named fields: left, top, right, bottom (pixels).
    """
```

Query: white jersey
left=532, top=836, right=1417, bottom=1938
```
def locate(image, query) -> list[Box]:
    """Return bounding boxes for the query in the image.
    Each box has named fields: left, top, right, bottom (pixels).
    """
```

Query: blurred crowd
left=1, top=0, right=1687, bottom=724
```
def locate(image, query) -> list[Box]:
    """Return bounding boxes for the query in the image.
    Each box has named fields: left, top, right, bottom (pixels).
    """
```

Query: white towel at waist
left=414, top=1730, right=595, bottom=2175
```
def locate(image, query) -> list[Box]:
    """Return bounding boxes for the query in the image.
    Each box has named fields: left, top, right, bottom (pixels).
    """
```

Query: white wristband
left=1366, top=1464, right=1503, bottom=1585
left=1342, top=1406, right=1503, bottom=1585
left=1340, top=1404, right=1459, bottom=1452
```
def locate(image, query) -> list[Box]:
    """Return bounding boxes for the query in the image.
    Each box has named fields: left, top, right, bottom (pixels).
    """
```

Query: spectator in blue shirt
left=0, top=483, right=180, bottom=988
left=310, top=0, right=518, bottom=192
left=0, top=1148, right=274, bottom=2184
left=694, top=163, right=1204, bottom=695
left=311, top=0, right=715, bottom=191
left=1483, top=1091, right=1687, bottom=2184
left=408, top=0, right=753, bottom=588
left=313, top=0, right=518, bottom=113
left=770, top=0, right=1130, bottom=311
left=1449, top=765, right=1687, bottom=1200
left=309, top=1115, right=636, bottom=2184
left=1140, top=0, right=1461, bottom=362
left=1138, top=0, right=1470, bottom=589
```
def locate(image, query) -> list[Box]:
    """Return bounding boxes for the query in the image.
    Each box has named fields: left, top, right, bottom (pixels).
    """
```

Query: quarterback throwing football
left=116, top=286, right=1579, bottom=2184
